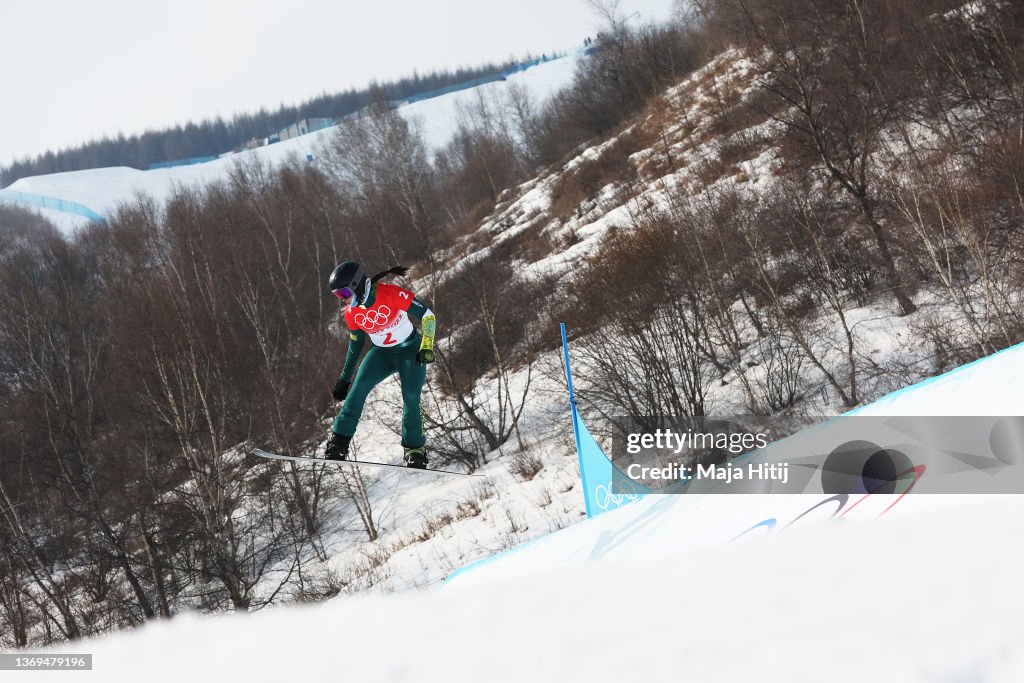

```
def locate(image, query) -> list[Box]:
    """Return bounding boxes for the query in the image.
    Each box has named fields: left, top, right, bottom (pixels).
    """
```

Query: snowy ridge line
left=0, top=188, right=105, bottom=224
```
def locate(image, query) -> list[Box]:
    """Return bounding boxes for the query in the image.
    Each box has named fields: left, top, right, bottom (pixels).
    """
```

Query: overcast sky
left=0, top=0, right=679, bottom=170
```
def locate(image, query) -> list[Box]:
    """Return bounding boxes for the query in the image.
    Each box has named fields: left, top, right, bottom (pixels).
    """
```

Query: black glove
left=332, top=378, right=351, bottom=402
left=416, top=349, right=435, bottom=365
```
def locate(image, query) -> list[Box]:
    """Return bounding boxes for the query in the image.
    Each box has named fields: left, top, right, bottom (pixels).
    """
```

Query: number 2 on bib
left=383, top=332, right=396, bottom=345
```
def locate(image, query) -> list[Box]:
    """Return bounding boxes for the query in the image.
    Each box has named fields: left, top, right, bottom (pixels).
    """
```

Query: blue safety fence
left=394, top=55, right=563, bottom=107
left=394, top=73, right=509, bottom=106
left=0, top=188, right=106, bottom=225
left=503, top=55, right=557, bottom=74
left=306, top=118, right=336, bottom=133
left=148, top=155, right=219, bottom=170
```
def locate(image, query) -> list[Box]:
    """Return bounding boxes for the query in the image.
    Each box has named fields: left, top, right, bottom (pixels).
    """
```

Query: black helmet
left=328, top=261, right=369, bottom=302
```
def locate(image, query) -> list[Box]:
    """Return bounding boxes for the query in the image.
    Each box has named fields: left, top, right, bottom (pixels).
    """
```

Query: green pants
left=332, top=343, right=427, bottom=448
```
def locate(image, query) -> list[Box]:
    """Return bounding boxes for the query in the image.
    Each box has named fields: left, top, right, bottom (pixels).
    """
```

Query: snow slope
left=0, top=56, right=580, bottom=235
left=25, top=343, right=1024, bottom=682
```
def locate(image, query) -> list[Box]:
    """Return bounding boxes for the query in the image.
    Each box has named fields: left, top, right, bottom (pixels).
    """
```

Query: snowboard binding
left=324, top=433, right=351, bottom=461
left=403, top=446, right=429, bottom=470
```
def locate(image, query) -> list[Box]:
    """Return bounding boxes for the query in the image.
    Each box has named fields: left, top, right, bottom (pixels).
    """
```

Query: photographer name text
left=626, top=462, right=789, bottom=485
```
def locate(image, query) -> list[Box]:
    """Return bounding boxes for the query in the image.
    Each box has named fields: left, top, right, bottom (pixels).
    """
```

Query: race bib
left=345, top=283, right=416, bottom=347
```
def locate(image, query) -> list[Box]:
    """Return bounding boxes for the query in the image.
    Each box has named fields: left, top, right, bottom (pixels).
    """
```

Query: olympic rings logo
left=354, top=305, right=392, bottom=331
left=593, top=482, right=643, bottom=511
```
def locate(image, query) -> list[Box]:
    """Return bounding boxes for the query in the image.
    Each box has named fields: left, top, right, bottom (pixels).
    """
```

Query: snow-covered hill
left=0, top=56, right=579, bottom=235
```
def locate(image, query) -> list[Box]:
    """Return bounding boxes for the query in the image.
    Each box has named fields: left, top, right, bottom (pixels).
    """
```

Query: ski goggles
left=332, top=287, right=355, bottom=300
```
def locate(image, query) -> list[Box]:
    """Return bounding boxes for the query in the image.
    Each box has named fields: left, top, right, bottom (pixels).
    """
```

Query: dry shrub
left=441, top=198, right=497, bottom=245
left=691, top=155, right=728, bottom=188
left=507, top=450, right=544, bottom=482
left=501, top=220, right=556, bottom=264
left=548, top=129, right=646, bottom=220
left=403, top=510, right=456, bottom=546
left=707, top=86, right=782, bottom=139
left=716, top=131, right=765, bottom=174
left=455, top=497, right=482, bottom=519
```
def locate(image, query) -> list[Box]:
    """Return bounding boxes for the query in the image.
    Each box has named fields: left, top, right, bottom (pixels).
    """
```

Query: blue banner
left=561, top=323, right=649, bottom=517
left=0, top=189, right=105, bottom=225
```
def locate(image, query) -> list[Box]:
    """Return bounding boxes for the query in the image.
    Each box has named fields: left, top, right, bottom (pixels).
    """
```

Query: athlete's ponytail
left=371, top=266, right=409, bottom=282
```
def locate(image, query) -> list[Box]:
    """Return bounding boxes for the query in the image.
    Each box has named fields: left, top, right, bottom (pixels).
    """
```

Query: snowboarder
left=323, top=261, right=436, bottom=468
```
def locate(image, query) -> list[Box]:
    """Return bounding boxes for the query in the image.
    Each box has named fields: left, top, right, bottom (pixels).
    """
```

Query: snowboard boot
left=324, top=433, right=351, bottom=461
left=403, top=446, right=429, bottom=470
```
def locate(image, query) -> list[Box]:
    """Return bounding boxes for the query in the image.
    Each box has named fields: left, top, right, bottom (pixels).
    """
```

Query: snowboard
left=252, top=448, right=484, bottom=477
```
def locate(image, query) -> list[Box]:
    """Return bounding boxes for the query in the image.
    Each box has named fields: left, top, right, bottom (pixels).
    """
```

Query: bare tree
left=337, top=464, right=379, bottom=542
left=323, top=101, right=439, bottom=266
left=737, top=186, right=862, bottom=407
left=567, top=214, right=718, bottom=423
left=0, top=476, right=82, bottom=641
left=419, top=259, right=539, bottom=468
left=0, top=537, right=31, bottom=648
left=718, top=0, right=920, bottom=314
